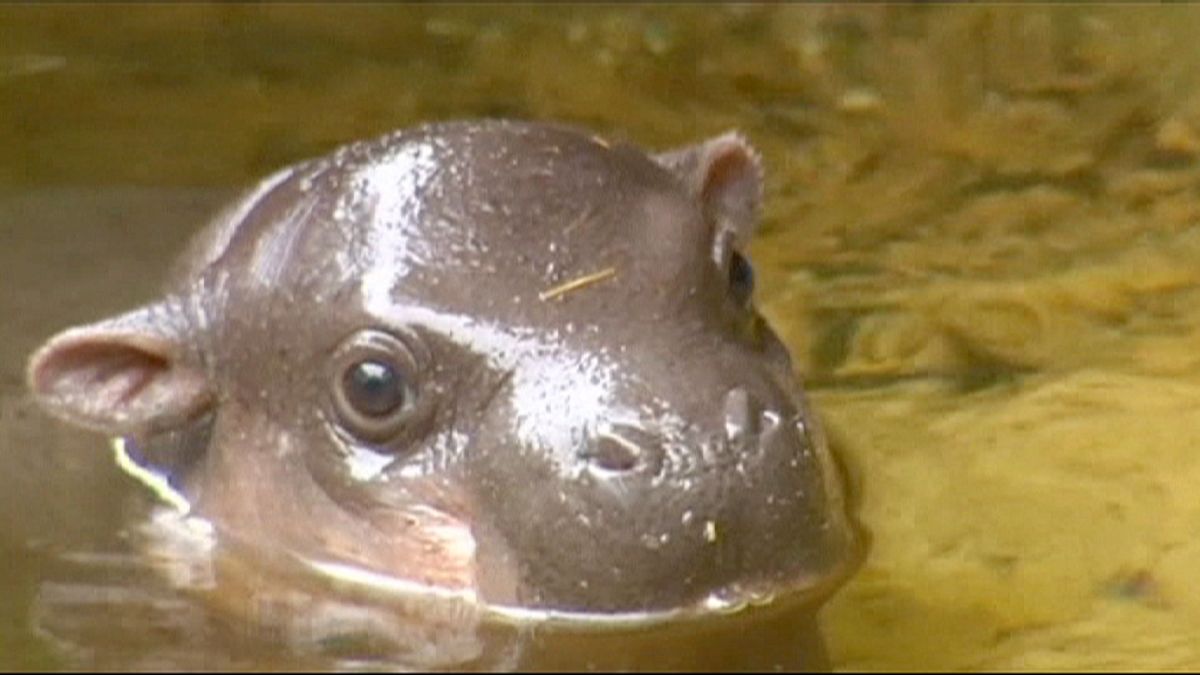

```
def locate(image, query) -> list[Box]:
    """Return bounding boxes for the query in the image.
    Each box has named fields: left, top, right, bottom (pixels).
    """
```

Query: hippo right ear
left=653, top=131, right=764, bottom=262
left=27, top=302, right=212, bottom=436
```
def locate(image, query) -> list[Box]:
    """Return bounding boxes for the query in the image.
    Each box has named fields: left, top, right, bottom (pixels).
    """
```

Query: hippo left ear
left=26, top=301, right=212, bottom=437
left=654, top=131, right=764, bottom=259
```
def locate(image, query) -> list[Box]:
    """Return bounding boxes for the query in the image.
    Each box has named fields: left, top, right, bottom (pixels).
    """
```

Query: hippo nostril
left=758, top=408, right=784, bottom=449
left=723, top=388, right=762, bottom=443
left=582, top=425, right=667, bottom=474
left=584, top=430, right=643, bottom=473
left=759, top=408, right=781, bottom=434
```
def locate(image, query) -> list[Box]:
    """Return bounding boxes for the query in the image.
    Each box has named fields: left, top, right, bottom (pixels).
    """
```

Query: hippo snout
left=474, top=353, right=850, bottom=615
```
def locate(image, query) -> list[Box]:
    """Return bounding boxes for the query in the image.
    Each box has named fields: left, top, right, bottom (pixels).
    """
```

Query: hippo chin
left=27, top=119, right=861, bottom=668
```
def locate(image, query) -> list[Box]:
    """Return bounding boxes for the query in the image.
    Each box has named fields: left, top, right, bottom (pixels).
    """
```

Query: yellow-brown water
left=2, top=5, right=1199, bottom=670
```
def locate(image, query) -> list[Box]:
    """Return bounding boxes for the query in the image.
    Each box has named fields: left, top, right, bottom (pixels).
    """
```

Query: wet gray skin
left=26, top=120, right=858, bottom=634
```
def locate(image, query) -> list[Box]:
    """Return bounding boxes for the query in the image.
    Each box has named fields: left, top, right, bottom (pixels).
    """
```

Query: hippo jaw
left=26, top=119, right=862, bottom=629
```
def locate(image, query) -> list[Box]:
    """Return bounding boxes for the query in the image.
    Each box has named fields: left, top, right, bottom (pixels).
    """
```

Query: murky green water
left=4, top=5, right=1200, bottom=670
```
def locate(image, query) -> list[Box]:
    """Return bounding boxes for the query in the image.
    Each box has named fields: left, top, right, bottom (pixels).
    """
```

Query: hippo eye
left=329, top=330, right=423, bottom=443
left=728, top=250, right=755, bottom=306
left=342, top=360, right=408, bottom=419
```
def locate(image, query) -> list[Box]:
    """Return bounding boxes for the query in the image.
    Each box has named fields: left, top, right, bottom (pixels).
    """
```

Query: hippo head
left=27, top=120, right=858, bottom=623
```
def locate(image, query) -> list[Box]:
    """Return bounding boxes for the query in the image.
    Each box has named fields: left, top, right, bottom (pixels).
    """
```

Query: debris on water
left=1155, top=117, right=1200, bottom=158
left=1, top=54, right=67, bottom=80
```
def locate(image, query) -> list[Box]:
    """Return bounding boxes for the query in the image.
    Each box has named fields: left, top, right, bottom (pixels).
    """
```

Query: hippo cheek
left=168, top=408, right=480, bottom=595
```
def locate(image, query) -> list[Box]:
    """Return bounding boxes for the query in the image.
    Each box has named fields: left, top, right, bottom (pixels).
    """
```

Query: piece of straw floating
left=539, top=267, right=617, bottom=301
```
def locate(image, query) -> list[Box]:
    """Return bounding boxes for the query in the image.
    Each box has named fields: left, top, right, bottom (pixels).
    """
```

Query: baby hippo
left=27, top=120, right=859, bottom=669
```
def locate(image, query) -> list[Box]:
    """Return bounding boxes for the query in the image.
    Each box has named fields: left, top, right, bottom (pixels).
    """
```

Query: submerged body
left=27, top=120, right=860, bottom=669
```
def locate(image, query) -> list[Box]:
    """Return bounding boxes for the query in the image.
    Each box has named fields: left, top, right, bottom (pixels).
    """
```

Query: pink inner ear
left=28, top=329, right=211, bottom=436
left=699, top=137, right=763, bottom=242
left=51, top=341, right=163, bottom=401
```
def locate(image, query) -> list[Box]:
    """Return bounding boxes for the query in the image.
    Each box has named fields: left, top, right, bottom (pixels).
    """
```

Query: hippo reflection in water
left=27, top=120, right=861, bottom=670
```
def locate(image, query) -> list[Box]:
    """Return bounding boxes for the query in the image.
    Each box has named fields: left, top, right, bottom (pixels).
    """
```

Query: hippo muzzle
left=26, top=120, right=860, bottom=653
left=465, top=328, right=851, bottom=616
